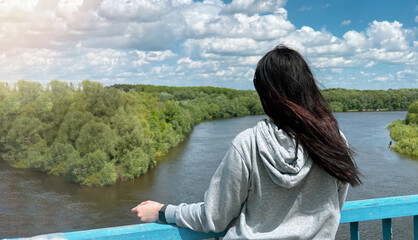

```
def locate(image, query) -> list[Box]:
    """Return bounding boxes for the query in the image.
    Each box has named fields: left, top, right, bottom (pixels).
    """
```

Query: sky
left=0, top=0, right=417, bottom=90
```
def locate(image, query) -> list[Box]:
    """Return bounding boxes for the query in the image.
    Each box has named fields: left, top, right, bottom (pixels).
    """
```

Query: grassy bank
left=387, top=101, right=418, bottom=158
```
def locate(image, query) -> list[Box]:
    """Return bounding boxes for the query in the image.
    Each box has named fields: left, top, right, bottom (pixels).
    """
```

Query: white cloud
left=415, top=16, right=418, bottom=23
left=0, top=1, right=416, bottom=89
left=223, top=0, right=286, bottom=15
left=145, top=50, right=176, bottom=61
left=340, top=20, right=351, bottom=27
left=310, top=57, right=353, bottom=68
left=244, top=68, right=255, bottom=80
left=172, top=0, right=192, bottom=6
left=0, top=0, right=186, bottom=51
left=183, top=37, right=274, bottom=57
left=0, top=46, right=177, bottom=85
left=134, top=50, right=148, bottom=66
left=181, top=6, right=293, bottom=40
left=343, top=31, right=367, bottom=50
left=366, top=49, right=407, bottom=62
left=276, top=20, right=417, bottom=70
left=366, top=20, right=412, bottom=51
left=177, top=57, right=192, bottom=64
left=120, top=50, right=176, bottom=67
left=396, top=69, right=418, bottom=81
left=373, top=74, right=394, bottom=82
left=360, top=71, right=376, bottom=77
left=330, top=68, right=343, bottom=73
left=298, top=5, right=312, bottom=11
left=233, top=56, right=261, bottom=66
left=365, top=61, right=376, bottom=68
left=175, top=57, right=219, bottom=72
left=98, top=0, right=172, bottom=22
left=150, top=64, right=174, bottom=75
left=279, top=27, right=348, bottom=57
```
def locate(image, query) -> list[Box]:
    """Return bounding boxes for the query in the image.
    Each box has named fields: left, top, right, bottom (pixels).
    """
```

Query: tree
left=66, top=149, right=108, bottom=184
left=119, top=147, right=151, bottom=180
left=5, top=116, right=45, bottom=152
left=56, top=111, right=95, bottom=146
left=75, top=121, right=119, bottom=157
left=405, top=101, right=418, bottom=125
left=82, top=162, right=117, bottom=187
left=46, top=142, right=79, bottom=175
left=3, top=116, right=46, bottom=165
left=16, top=80, right=42, bottom=105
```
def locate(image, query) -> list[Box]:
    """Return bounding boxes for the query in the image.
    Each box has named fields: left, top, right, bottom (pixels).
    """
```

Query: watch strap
left=158, top=204, right=167, bottom=223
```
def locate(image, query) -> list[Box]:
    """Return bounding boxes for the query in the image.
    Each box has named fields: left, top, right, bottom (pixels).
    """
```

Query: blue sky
left=0, top=0, right=417, bottom=90
left=286, top=0, right=417, bottom=37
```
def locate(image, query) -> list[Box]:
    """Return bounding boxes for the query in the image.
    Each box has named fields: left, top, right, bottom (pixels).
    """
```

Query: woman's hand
left=131, top=200, right=164, bottom=223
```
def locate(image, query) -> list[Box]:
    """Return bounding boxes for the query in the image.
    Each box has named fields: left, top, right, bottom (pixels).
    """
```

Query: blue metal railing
left=5, top=195, right=418, bottom=240
left=340, top=195, right=418, bottom=240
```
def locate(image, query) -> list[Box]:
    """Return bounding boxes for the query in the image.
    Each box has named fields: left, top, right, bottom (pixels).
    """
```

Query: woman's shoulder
left=230, top=120, right=265, bottom=154
left=233, top=127, right=255, bottom=142
left=232, top=122, right=260, bottom=144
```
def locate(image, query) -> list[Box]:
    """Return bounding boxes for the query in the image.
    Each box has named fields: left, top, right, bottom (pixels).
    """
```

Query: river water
left=1, top=112, right=417, bottom=239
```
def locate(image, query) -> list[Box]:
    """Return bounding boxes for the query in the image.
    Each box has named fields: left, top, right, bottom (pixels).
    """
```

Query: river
left=1, top=111, right=417, bottom=239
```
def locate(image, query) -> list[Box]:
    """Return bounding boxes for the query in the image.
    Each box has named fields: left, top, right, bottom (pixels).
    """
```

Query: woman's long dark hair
left=254, top=45, right=361, bottom=186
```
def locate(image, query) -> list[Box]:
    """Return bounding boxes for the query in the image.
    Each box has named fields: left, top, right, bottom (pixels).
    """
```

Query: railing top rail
left=5, top=194, right=418, bottom=240
left=340, top=194, right=418, bottom=223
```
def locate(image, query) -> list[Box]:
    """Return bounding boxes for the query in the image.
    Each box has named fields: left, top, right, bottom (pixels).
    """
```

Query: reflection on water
left=1, top=112, right=417, bottom=239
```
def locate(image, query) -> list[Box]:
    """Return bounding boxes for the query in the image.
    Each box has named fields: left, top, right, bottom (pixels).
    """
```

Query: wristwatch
left=158, top=204, right=167, bottom=223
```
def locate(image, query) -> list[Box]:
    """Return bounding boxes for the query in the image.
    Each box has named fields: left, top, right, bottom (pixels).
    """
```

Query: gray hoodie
left=165, top=119, right=349, bottom=239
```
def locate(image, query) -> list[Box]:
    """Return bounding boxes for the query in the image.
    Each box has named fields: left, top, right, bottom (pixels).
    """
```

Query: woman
left=131, top=45, right=361, bottom=239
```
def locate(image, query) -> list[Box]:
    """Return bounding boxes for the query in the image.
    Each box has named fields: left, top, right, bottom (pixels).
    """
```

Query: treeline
left=112, top=84, right=263, bottom=118
left=1, top=81, right=417, bottom=186
left=322, top=88, right=418, bottom=112
left=387, top=101, right=418, bottom=158
left=114, top=86, right=418, bottom=113
left=0, top=80, right=263, bottom=186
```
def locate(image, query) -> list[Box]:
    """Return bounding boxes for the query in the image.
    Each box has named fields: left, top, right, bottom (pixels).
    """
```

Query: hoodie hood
left=255, top=119, right=313, bottom=188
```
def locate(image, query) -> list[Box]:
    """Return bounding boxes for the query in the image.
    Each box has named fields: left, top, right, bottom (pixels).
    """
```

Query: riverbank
left=387, top=101, right=418, bottom=158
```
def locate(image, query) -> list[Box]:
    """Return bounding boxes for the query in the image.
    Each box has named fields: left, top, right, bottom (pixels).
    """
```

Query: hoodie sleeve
left=164, top=143, right=250, bottom=233
left=337, top=131, right=350, bottom=210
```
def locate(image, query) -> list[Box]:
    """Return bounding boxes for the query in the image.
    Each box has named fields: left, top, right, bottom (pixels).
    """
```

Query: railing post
left=350, top=222, right=360, bottom=240
left=414, top=215, right=417, bottom=240
left=382, top=218, right=392, bottom=240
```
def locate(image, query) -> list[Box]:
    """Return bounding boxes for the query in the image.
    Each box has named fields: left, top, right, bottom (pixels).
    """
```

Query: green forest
left=0, top=80, right=417, bottom=186
left=0, top=80, right=263, bottom=186
left=322, top=88, right=417, bottom=112
left=387, top=101, right=418, bottom=158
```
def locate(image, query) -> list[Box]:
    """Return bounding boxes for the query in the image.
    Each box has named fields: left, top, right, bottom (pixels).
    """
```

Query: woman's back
left=162, top=119, right=348, bottom=239
left=224, top=119, right=348, bottom=239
